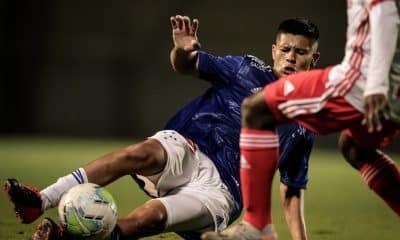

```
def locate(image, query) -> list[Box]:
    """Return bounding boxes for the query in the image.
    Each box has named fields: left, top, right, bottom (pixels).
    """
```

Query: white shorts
left=136, top=130, right=234, bottom=233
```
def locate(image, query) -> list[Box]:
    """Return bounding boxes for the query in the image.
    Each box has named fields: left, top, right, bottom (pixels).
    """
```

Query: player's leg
left=29, top=199, right=168, bottom=240
left=278, top=142, right=310, bottom=240
left=4, top=137, right=167, bottom=224
left=30, top=196, right=211, bottom=240
left=41, top=138, right=166, bottom=209
left=205, top=69, right=335, bottom=240
left=116, top=141, right=235, bottom=239
left=30, top=130, right=211, bottom=240
left=338, top=129, right=400, bottom=216
left=116, top=197, right=209, bottom=239
left=239, top=90, right=279, bottom=233
left=235, top=69, right=338, bottom=236
left=202, top=90, right=281, bottom=240
left=279, top=184, right=306, bottom=240
left=126, top=130, right=235, bottom=239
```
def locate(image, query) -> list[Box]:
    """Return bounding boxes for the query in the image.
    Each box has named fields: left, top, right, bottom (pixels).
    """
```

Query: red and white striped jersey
left=328, top=0, right=399, bottom=112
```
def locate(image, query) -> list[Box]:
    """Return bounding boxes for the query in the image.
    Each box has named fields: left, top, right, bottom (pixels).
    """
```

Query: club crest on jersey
left=248, top=55, right=270, bottom=72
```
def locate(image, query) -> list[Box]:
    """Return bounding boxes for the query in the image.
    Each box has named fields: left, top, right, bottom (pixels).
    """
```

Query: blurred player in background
left=3, top=16, right=320, bottom=240
left=202, top=1, right=400, bottom=240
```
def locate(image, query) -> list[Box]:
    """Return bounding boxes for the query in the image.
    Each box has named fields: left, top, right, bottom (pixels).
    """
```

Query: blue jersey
left=164, top=51, right=315, bottom=223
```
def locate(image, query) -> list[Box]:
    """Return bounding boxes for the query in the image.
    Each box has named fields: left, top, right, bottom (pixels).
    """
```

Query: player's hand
left=362, top=94, right=389, bottom=133
left=170, top=15, right=201, bottom=52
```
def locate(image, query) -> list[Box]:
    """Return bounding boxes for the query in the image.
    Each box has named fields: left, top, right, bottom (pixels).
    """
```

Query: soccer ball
left=58, top=183, right=118, bottom=239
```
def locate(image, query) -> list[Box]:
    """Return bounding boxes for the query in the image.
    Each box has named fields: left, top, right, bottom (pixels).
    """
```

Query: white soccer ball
left=58, top=183, right=118, bottom=239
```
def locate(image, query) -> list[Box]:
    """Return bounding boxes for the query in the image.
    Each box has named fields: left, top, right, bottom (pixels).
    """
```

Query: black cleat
left=3, top=178, right=43, bottom=224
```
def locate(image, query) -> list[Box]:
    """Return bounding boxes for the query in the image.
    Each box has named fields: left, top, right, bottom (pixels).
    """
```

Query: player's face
left=272, top=33, right=319, bottom=78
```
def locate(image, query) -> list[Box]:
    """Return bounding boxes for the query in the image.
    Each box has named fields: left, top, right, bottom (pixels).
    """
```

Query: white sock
left=40, top=168, right=88, bottom=210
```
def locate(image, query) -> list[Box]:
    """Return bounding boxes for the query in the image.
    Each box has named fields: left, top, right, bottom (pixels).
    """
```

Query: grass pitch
left=0, top=137, right=398, bottom=239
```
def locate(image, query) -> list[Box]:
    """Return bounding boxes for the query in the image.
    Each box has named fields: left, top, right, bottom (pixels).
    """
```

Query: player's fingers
left=363, top=97, right=373, bottom=131
left=382, top=110, right=390, bottom=120
left=192, top=19, right=199, bottom=35
left=371, top=110, right=381, bottom=132
left=370, top=101, right=384, bottom=132
left=375, top=117, right=383, bottom=132
left=364, top=108, right=374, bottom=133
left=175, top=15, right=184, bottom=30
left=367, top=114, right=374, bottom=133
left=380, top=99, right=390, bottom=120
left=361, top=117, right=367, bottom=126
left=170, top=17, right=177, bottom=29
left=183, top=16, right=191, bottom=34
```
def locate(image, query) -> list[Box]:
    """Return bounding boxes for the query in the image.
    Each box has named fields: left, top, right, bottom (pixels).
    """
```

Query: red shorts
left=264, top=67, right=400, bottom=148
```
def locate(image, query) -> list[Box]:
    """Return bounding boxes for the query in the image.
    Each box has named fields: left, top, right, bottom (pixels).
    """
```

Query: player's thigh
left=139, top=130, right=199, bottom=196
left=264, top=67, right=363, bottom=134
left=159, top=151, right=235, bottom=233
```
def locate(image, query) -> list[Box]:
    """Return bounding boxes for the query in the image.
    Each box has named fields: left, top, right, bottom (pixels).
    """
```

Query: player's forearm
left=365, top=1, right=399, bottom=97
left=280, top=184, right=308, bottom=240
left=170, top=47, right=199, bottom=75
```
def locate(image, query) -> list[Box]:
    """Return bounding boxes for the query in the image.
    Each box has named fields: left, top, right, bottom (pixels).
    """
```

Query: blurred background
left=0, top=0, right=398, bottom=151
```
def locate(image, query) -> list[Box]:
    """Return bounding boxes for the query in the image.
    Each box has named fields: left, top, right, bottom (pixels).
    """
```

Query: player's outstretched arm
left=170, top=15, right=201, bottom=75
left=363, top=1, right=398, bottom=132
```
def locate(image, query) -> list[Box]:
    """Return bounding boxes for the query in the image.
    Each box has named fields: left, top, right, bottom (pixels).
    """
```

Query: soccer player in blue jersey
left=3, top=16, right=319, bottom=240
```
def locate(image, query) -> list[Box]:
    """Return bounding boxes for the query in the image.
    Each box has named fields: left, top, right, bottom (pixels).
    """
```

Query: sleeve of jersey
left=365, top=1, right=399, bottom=96
left=198, top=51, right=244, bottom=87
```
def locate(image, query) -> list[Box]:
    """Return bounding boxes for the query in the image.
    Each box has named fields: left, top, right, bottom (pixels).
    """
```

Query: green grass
left=0, top=137, right=398, bottom=239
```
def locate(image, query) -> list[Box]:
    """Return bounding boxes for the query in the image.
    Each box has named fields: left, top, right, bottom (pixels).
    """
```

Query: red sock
left=360, top=151, right=400, bottom=217
left=240, top=128, right=279, bottom=231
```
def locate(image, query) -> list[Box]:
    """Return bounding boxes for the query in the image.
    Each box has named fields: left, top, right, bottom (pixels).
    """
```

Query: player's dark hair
left=277, top=18, right=319, bottom=43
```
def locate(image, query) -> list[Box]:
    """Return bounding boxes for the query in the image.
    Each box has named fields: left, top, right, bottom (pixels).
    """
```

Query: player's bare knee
left=285, top=185, right=301, bottom=199
left=118, top=200, right=167, bottom=238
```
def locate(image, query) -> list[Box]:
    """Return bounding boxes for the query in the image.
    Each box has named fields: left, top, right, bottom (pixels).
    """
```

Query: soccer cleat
left=32, top=217, right=68, bottom=240
left=32, top=217, right=117, bottom=240
left=201, top=221, right=277, bottom=240
left=3, top=178, right=43, bottom=224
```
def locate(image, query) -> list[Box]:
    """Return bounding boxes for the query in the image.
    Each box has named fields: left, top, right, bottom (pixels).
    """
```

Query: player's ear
left=311, top=52, right=320, bottom=68
left=272, top=44, right=277, bottom=61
